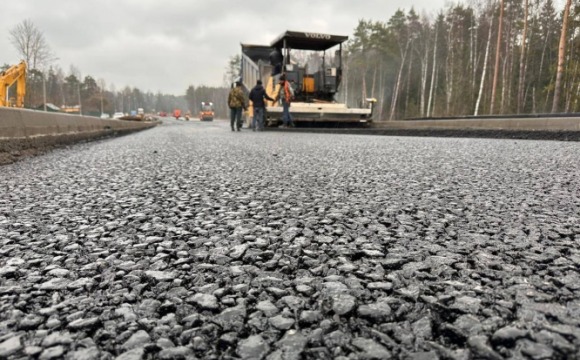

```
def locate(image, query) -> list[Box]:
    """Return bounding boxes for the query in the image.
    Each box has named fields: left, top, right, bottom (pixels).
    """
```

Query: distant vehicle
left=158, top=111, right=167, bottom=117
left=199, top=102, right=214, bottom=121
left=122, top=108, right=146, bottom=121
left=173, top=109, right=181, bottom=119
left=100, top=113, right=110, bottom=119
left=185, top=111, right=191, bottom=121
left=112, top=112, right=124, bottom=119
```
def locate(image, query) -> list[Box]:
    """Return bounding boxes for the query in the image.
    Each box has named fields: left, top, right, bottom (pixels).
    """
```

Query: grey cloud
left=1, top=0, right=449, bottom=94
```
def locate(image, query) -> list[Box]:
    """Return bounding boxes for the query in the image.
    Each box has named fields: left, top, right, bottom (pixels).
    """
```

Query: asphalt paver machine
left=240, top=30, right=375, bottom=127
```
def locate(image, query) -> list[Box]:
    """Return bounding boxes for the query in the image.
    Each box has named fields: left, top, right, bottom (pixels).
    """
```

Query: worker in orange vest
left=276, top=75, right=295, bottom=128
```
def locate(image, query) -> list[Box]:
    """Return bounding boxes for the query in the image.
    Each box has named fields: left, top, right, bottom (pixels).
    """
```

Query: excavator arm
left=0, top=61, right=27, bottom=107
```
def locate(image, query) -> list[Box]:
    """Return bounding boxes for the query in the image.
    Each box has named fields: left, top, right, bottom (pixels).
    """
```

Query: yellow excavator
left=0, top=61, right=26, bottom=108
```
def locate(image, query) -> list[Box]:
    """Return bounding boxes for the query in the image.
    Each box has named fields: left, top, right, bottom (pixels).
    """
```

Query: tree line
left=11, top=64, right=192, bottom=116
left=3, top=19, right=205, bottom=117
left=341, top=0, right=578, bottom=120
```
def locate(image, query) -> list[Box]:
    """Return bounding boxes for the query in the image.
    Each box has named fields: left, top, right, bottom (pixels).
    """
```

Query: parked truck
left=240, top=30, right=375, bottom=127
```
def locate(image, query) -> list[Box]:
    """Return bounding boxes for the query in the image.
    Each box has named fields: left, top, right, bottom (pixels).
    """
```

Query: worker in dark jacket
left=248, top=80, right=274, bottom=131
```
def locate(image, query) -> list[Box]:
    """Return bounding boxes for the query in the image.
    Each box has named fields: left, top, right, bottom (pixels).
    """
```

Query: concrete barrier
left=0, top=107, right=158, bottom=164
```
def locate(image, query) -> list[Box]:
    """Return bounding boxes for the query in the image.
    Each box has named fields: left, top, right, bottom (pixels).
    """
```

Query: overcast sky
left=2, top=0, right=470, bottom=95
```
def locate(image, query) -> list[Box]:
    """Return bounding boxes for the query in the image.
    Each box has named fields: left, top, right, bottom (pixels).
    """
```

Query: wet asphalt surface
left=0, top=118, right=579, bottom=359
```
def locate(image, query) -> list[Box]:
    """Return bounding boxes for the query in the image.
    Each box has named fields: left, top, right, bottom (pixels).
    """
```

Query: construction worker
left=248, top=79, right=274, bottom=131
left=228, top=78, right=246, bottom=131
left=276, top=75, right=294, bottom=128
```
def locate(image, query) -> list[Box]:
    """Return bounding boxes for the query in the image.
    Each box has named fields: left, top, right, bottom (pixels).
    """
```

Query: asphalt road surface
left=0, top=119, right=579, bottom=359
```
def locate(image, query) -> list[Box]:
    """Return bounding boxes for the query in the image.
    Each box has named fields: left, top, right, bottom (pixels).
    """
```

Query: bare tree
left=9, top=19, right=54, bottom=70
left=445, top=20, right=455, bottom=116
left=223, top=55, right=241, bottom=87
left=500, top=6, right=514, bottom=114
left=490, top=0, right=504, bottom=114
left=69, top=65, right=82, bottom=114
left=426, top=36, right=437, bottom=117
left=551, top=0, right=572, bottom=113
left=427, top=17, right=442, bottom=117
left=475, top=15, right=494, bottom=115
left=517, top=0, right=529, bottom=113
left=389, top=40, right=411, bottom=120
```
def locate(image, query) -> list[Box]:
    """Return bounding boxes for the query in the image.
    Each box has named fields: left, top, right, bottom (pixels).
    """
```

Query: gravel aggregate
left=0, top=119, right=579, bottom=359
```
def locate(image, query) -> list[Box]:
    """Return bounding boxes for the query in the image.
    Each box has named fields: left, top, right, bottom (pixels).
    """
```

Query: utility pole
left=98, top=78, right=106, bottom=116
left=42, top=71, right=47, bottom=112
left=77, top=83, right=82, bottom=115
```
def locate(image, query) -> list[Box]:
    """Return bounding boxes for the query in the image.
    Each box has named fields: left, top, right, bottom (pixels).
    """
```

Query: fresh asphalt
left=0, top=118, right=579, bottom=359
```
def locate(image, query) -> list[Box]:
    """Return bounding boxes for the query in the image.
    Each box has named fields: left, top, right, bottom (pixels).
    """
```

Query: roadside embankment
left=0, top=107, right=158, bottom=165
left=377, top=116, right=580, bottom=131
left=370, top=117, right=580, bottom=140
left=273, top=116, right=580, bottom=141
